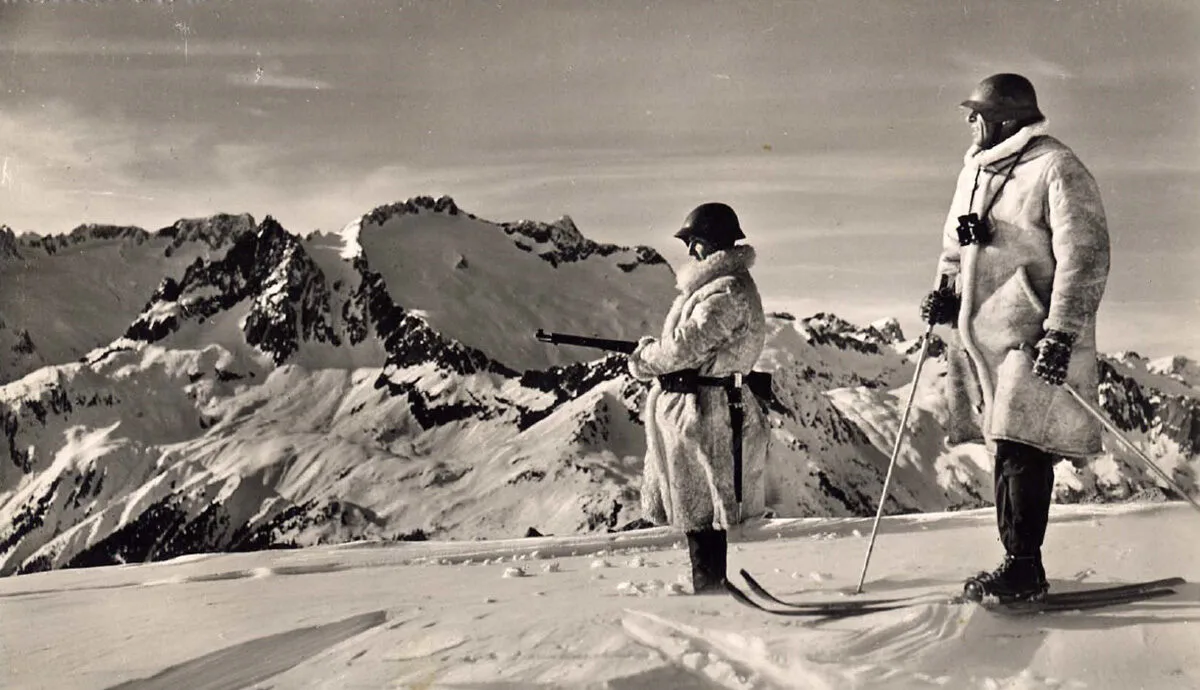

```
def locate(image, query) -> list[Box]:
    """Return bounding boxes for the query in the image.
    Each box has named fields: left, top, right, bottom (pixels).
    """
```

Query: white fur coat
left=628, top=245, right=769, bottom=531
left=936, top=123, right=1110, bottom=458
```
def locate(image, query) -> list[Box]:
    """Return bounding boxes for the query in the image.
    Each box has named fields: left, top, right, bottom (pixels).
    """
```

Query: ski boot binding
left=963, top=554, right=1048, bottom=603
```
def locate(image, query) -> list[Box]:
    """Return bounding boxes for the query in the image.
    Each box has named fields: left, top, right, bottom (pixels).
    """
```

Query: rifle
left=534, top=329, right=775, bottom=404
left=535, top=329, right=638, bottom=354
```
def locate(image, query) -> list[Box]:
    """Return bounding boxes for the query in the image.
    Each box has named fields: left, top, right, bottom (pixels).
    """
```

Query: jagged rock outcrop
left=125, top=217, right=338, bottom=364
left=501, top=215, right=668, bottom=270
left=158, top=213, right=257, bottom=254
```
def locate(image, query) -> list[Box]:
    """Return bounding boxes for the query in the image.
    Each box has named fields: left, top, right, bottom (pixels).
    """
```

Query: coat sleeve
left=628, top=278, right=747, bottom=378
left=1043, top=153, right=1110, bottom=335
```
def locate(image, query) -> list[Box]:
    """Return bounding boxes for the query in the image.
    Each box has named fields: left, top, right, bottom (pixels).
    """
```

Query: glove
left=627, top=336, right=658, bottom=381
left=1032, top=329, right=1076, bottom=386
left=920, top=286, right=960, bottom=325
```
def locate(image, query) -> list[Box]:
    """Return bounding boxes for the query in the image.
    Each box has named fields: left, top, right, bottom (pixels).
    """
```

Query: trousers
left=994, top=440, right=1056, bottom=557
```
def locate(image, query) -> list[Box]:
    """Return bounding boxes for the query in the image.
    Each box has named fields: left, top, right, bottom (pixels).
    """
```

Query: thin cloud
left=948, top=52, right=1075, bottom=80
left=3, top=37, right=352, bottom=59
left=227, top=70, right=331, bottom=90
left=62, top=189, right=157, bottom=201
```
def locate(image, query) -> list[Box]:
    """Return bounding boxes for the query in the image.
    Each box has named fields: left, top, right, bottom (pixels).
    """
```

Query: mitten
left=1032, top=329, right=1076, bottom=386
left=920, top=287, right=960, bottom=326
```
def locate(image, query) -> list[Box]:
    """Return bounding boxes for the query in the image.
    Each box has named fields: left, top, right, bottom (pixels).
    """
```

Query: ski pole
left=854, top=276, right=950, bottom=594
left=1062, top=382, right=1200, bottom=514
left=1014, top=344, right=1200, bottom=516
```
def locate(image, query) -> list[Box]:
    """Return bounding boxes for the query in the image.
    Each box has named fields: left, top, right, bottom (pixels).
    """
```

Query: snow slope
left=351, top=198, right=675, bottom=371
left=2, top=502, right=1196, bottom=689
left=0, top=217, right=255, bottom=384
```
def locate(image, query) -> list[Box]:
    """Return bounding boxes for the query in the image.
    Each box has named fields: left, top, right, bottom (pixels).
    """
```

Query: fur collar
left=964, top=120, right=1049, bottom=168
left=676, top=244, right=756, bottom=294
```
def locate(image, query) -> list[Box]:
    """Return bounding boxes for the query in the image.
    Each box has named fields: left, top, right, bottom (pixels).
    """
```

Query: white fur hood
left=675, top=245, right=757, bottom=294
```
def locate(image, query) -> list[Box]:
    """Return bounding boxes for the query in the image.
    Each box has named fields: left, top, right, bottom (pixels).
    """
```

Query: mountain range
left=1, top=196, right=1196, bottom=576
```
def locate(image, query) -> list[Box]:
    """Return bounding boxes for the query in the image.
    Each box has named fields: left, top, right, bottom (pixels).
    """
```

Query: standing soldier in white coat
left=922, top=74, right=1111, bottom=601
left=628, top=202, right=770, bottom=594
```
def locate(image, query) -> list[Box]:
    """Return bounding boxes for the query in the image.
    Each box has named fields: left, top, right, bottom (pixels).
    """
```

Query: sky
left=1, top=0, right=1197, bottom=358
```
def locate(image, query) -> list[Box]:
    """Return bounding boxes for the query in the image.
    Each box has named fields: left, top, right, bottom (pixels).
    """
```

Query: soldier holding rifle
left=625, top=202, right=770, bottom=594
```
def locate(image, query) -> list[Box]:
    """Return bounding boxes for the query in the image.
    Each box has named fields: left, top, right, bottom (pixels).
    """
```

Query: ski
left=725, top=579, right=913, bottom=619
left=967, top=576, right=1187, bottom=606
left=738, top=569, right=943, bottom=612
left=740, top=567, right=1184, bottom=612
left=1039, top=576, right=1184, bottom=603
left=989, top=587, right=1177, bottom=615
left=729, top=578, right=1179, bottom=620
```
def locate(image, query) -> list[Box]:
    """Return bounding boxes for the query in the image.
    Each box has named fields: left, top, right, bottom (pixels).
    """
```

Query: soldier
left=922, top=74, right=1111, bottom=601
left=628, top=202, right=770, bottom=594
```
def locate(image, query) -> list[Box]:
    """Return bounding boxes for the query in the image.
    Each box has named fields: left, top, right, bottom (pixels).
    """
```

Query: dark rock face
left=126, top=217, right=338, bottom=363
left=11, top=330, right=35, bottom=355
left=362, top=195, right=461, bottom=227
left=516, top=355, right=633, bottom=429
left=157, top=213, right=257, bottom=254
left=1099, top=358, right=1200, bottom=457
left=1098, top=359, right=1158, bottom=433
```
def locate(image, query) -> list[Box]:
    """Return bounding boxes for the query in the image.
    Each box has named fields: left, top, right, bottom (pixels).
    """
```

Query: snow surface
left=2, top=502, right=1197, bottom=689
left=356, top=208, right=676, bottom=371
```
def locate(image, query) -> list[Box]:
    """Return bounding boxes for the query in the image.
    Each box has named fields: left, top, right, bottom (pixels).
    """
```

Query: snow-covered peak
left=157, top=212, right=256, bottom=252
left=352, top=196, right=675, bottom=371
left=759, top=314, right=913, bottom=391
left=499, top=214, right=668, bottom=270
left=0, top=215, right=261, bottom=384
left=799, top=312, right=904, bottom=356
left=16, top=223, right=150, bottom=255
left=125, top=215, right=339, bottom=366
left=869, top=317, right=906, bottom=344
left=8, top=213, right=254, bottom=259
left=1148, top=355, right=1200, bottom=390
left=361, top=194, right=464, bottom=228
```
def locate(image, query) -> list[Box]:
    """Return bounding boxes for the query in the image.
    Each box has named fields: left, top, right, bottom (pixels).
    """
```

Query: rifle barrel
left=536, top=331, right=638, bottom=354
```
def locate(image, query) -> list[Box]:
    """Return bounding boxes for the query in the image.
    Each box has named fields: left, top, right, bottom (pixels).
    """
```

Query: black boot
left=975, top=441, right=1055, bottom=601
left=686, top=529, right=728, bottom=594
left=964, top=554, right=1048, bottom=602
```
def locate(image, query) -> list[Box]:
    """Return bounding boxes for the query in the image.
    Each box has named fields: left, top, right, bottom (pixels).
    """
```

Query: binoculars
left=956, top=213, right=991, bottom=246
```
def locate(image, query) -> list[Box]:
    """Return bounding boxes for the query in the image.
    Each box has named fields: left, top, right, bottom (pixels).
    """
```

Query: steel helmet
left=673, top=202, right=745, bottom=248
left=961, top=73, right=1044, bottom=123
